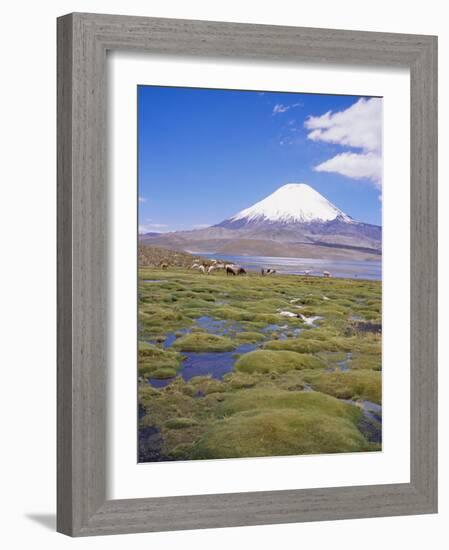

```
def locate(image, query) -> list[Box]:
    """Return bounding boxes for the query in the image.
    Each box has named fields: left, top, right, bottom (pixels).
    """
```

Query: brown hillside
left=139, top=244, right=210, bottom=268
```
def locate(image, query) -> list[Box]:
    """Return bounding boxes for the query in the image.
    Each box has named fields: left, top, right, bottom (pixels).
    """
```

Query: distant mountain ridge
left=141, top=231, right=161, bottom=237
left=140, top=183, right=381, bottom=260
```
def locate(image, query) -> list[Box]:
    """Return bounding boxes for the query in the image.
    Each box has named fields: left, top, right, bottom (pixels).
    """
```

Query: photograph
left=137, top=85, right=382, bottom=462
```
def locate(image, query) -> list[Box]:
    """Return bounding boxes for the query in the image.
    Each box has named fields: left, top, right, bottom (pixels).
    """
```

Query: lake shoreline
left=203, top=253, right=382, bottom=281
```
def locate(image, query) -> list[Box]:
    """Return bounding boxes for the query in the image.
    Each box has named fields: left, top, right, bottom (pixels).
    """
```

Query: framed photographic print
left=57, top=13, right=438, bottom=536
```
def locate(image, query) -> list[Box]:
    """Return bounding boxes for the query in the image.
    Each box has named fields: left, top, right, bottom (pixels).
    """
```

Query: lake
left=203, top=254, right=382, bottom=281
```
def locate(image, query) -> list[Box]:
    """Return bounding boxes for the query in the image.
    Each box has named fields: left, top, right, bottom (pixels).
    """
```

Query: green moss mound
left=235, top=350, right=325, bottom=374
left=138, top=342, right=183, bottom=377
left=172, top=332, right=235, bottom=352
left=351, top=352, right=382, bottom=370
left=213, top=306, right=254, bottom=322
left=186, top=376, right=227, bottom=395
left=234, top=331, right=266, bottom=343
left=190, top=388, right=369, bottom=459
left=222, top=371, right=259, bottom=389
left=191, top=408, right=368, bottom=459
left=151, top=367, right=178, bottom=379
left=304, top=370, right=381, bottom=404
left=165, top=417, right=199, bottom=429
left=217, top=387, right=360, bottom=420
left=264, top=337, right=339, bottom=354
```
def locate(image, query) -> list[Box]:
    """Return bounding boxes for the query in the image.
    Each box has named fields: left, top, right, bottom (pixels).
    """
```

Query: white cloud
left=138, top=222, right=168, bottom=234
left=273, top=103, right=289, bottom=114
left=138, top=224, right=152, bottom=234
left=272, top=102, right=302, bottom=115
left=138, top=196, right=147, bottom=203
left=305, top=98, right=381, bottom=151
left=279, top=137, right=296, bottom=146
left=314, top=152, right=382, bottom=188
left=305, top=97, right=382, bottom=186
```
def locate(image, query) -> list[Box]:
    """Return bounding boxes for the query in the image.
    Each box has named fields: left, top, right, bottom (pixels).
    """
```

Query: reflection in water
left=343, top=398, right=382, bottom=443
left=162, top=329, right=189, bottom=348
left=149, top=343, right=257, bottom=388
left=138, top=425, right=164, bottom=462
left=149, top=316, right=254, bottom=387
left=336, top=352, right=353, bottom=372
left=262, top=324, right=302, bottom=340
left=195, top=316, right=228, bottom=333
left=181, top=343, right=257, bottom=382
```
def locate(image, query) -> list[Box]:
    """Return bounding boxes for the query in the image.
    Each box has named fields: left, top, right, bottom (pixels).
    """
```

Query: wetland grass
left=138, top=267, right=382, bottom=461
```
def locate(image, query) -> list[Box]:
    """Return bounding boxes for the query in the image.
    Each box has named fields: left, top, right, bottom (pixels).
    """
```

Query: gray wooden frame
left=57, top=12, right=438, bottom=537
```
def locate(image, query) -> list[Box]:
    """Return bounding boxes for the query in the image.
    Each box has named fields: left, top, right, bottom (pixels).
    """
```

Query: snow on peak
left=229, top=183, right=352, bottom=224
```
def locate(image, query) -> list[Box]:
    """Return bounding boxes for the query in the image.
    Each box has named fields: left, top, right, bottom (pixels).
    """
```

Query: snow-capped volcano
left=219, top=183, right=352, bottom=227
left=141, top=182, right=381, bottom=257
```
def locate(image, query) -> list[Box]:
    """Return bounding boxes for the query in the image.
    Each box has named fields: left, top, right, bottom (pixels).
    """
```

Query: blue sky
left=138, top=86, right=382, bottom=233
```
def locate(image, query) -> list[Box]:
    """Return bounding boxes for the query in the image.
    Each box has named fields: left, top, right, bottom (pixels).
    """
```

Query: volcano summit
left=218, top=183, right=352, bottom=227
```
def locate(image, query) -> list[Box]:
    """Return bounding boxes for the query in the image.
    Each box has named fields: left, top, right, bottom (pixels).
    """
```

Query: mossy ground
left=138, top=267, right=382, bottom=460
left=172, top=332, right=235, bottom=352
left=302, top=370, right=382, bottom=404
left=138, top=342, right=184, bottom=378
left=235, top=350, right=326, bottom=373
left=234, top=331, right=266, bottom=343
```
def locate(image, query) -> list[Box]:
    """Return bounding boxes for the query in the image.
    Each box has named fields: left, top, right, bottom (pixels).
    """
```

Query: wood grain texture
left=409, top=37, right=438, bottom=508
left=57, top=13, right=74, bottom=536
left=57, top=12, right=438, bottom=536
